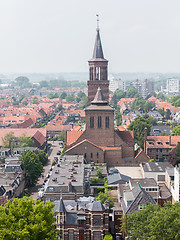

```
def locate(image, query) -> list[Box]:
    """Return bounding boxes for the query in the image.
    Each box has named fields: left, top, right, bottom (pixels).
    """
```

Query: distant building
left=130, top=79, right=154, bottom=98
left=109, top=76, right=125, bottom=93
left=167, top=78, right=180, bottom=95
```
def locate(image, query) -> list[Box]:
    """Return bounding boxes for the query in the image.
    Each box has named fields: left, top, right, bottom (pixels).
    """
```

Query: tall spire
left=92, top=15, right=104, bottom=59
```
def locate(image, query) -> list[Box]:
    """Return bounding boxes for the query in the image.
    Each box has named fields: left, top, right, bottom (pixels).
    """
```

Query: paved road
left=30, top=141, right=63, bottom=200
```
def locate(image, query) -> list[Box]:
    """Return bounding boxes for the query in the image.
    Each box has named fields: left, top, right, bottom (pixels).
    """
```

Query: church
left=65, top=25, right=138, bottom=166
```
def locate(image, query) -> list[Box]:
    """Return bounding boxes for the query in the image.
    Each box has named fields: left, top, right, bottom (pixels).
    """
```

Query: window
left=93, top=215, right=101, bottom=226
left=156, top=155, right=159, bottom=160
left=68, top=230, right=74, bottom=240
left=91, top=153, right=93, bottom=159
left=166, top=149, right=169, bottom=153
left=149, top=149, right=152, bottom=153
left=93, top=231, right=101, bottom=240
left=105, top=116, right=109, bottom=128
left=90, top=67, right=93, bottom=80
left=90, top=116, right=94, bottom=128
left=97, top=152, right=99, bottom=158
left=49, top=187, right=54, bottom=192
left=156, top=149, right=158, bottom=153
left=160, top=149, right=162, bottom=153
left=98, top=116, right=102, bottom=128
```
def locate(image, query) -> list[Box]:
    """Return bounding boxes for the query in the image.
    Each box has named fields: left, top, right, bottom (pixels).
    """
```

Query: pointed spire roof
left=59, top=198, right=66, bottom=212
left=91, top=87, right=107, bottom=104
left=92, top=29, right=104, bottom=59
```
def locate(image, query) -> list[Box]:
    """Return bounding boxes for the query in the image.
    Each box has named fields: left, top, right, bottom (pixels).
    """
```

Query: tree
left=19, top=134, right=35, bottom=147
left=171, top=95, right=180, bottom=107
left=79, top=96, right=88, bottom=109
left=32, top=96, right=39, bottom=104
left=2, top=132, right=15, bottom=148
left=147, top=116, right=157, bottom=126
left=77, top=91, right=86, bottom=98
left=65, top=93, right=75, bottom=102
left=39, top=80, right=49, bottom=88
left=131, top=97, right=146, bottom=110
left=157, top=92, right=166, bottom=101
left=36, top=150, right=48, bottom=165
left=171, top=125, right=180, bottom=136
left=128, top=116, right=151, bottom=149
left=15, top=76, right=31, bottom=88
left=121, top=202, right=180, bottom=240
left=20, top=150, right=43, bottom=186
left=115, top=110, right=122, bottom=126
left=22, top=100, right=28, bottom=106
left=0, top=197, right=58, bottom=240
left=57, top=131, right=66, bottom=143
left=96, top=192, right=114, bottom=209
left=103, top=233, right=113, bottom=240
left=96, top=168, right=103, bottom=179
left=112, top=89, right=125, bottom=106
left=60, top=91, right=67, bottom=99
left=125, top=86, right=139, bottom=98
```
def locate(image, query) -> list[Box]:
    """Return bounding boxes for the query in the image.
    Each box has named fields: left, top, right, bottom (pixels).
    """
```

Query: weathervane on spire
left=96, top=14, right=99, bottom=31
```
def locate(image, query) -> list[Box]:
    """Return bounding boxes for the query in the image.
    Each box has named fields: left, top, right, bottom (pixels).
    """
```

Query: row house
left=144, top=131, right=180, bottom=161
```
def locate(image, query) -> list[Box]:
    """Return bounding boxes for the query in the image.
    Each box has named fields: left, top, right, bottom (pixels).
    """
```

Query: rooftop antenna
left=96, top=14, right=99, bottom=31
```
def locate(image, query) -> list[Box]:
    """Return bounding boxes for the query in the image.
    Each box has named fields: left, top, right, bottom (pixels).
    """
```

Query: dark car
left=57, top=150, right=61, bottom=155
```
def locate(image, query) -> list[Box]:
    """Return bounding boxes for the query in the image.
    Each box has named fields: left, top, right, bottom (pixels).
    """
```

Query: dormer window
left=148, top=141, right=154, bottom=145
left=165, top=142, right=169, bottom=145
left=157, top=142, right=162, bottom=145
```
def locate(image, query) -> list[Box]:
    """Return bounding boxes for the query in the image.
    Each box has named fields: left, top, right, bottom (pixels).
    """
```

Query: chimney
left=144, top=127, right=147, bottom=152
left=169, top=135, right=171, bottom=146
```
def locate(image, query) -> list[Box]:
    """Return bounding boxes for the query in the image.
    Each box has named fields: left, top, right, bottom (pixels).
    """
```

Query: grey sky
left=0, top=0, right=180, bottom=73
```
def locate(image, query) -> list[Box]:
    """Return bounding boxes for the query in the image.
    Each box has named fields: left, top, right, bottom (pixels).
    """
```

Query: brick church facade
left=66, top=26, right=138, bottom=166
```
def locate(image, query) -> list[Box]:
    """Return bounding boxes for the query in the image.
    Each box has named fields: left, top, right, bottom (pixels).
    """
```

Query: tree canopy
left=20, top=150, right=43, bottom=186
left=126, top=86, right=139, bottom=98
left=2, top=131, right=15, bottom=148
left=171, top=125, right=180, bottom=136
left=128, top=116, right=151, bottom=149
left=171, top=95, right=180, bottom=107
left=0, top=197, right=58, bottom=240
left=121, top=202, right=180, bottom=240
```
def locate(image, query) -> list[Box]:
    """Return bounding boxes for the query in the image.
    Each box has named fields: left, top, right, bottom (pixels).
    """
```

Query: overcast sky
left=0, top=0, right=180, bottom=73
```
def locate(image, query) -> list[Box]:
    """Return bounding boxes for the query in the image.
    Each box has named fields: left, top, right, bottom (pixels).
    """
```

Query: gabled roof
left=125, top=187, right=156, bottom=214
left=107, top=173, right=131, bottom=185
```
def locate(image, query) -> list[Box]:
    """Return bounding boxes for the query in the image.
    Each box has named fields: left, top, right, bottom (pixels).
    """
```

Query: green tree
left=77, top=91, right=86, bottom=98
left=115, top=110, right=122, bottom=126
left=39, top=80, right=49, bottom=88
left=0, top=197, right=58, bottom=240
left=171, top=125, right=180, bottom=136
left=2, top=132, right=15, bottom=148
left=96, top=168, right=103, bottom=179
left=20, top=150, right=43, bottom=186
left=75, top=96, right=81, bottom=103
left=19, top=134, right=35, bottom=147
left=79, top=96, right=88, bottom=109
left=58, top=131, right=66, bottom=143
left=32, top=96, right=39, bottom=104
left=96, top=192, right=114, bottom=209
left=60, top=91, right=67, bottom=99
left=22, top=100, right=28, bottom=106
left=65, top=93, right=75, bottom=102
left=147, top=116, right=157, bottom=126
left=103, top=233, right=113, bottom=240
left=131, top=97, right=146, bottom=110
left=15, top=76, right=31, bottom=88
left=121, top=202, right=180, bottom=240
left=112, top=89, right=125, bottom=106
left=36, top=150, right=48, bottom=165
left=125, top=86, right=139, bottom=98
left=175, top=142, right=180, bottom=165
left=128, top=116, right=151, bottom=149
left=157, top=92, right=166, bottom=101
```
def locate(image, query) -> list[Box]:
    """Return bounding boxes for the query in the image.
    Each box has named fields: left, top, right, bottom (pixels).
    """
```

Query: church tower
left=88, top=17, right=109, bottom=105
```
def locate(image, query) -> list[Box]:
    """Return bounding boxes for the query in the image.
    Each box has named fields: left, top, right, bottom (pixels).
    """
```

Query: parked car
left=108, top=168, right=119, bottom=175
left=57, top=150, right=61, bottom=155
left=54, top=156, right=58, bottom=162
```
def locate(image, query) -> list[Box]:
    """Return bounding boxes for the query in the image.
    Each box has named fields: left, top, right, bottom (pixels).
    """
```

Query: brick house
left=55, top=198, right=109, bottom=240
left=144, top=133, right=180, bottom=161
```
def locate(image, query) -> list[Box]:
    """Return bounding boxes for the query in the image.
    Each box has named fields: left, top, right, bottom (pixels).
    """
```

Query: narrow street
left=30, top=141, right=62, bottom=200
